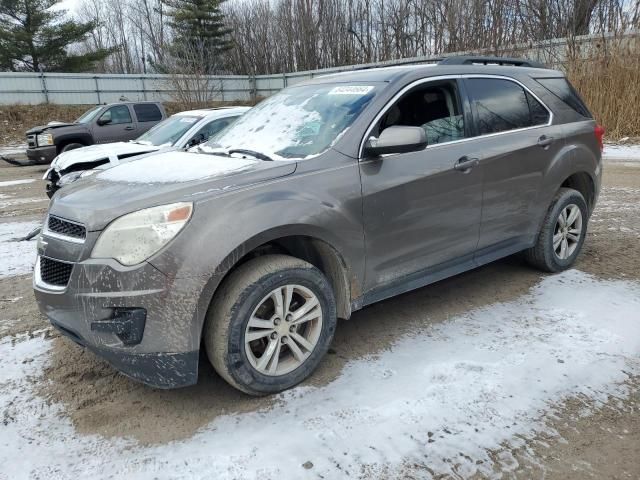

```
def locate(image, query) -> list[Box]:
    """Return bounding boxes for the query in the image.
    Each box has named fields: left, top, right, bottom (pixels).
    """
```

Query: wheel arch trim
left=191, top=224, right=359, bottom=349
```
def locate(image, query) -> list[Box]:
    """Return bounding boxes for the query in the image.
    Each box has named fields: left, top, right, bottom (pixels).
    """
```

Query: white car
left=43, top=106, right=250, bottom=197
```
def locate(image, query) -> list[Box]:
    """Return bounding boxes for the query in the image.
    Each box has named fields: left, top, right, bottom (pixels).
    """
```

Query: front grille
left=40, top=257, right=73, bottom=287
left=47, top=216, right=86, bottom=240
left=27, top=134, right=36, bottom=148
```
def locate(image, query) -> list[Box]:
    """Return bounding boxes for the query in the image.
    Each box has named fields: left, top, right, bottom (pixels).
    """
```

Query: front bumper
left=50, top=317, right=198, bottom=389
left=33, top=252, right=202, bottom=389
left=27, top=146, right=57, bottom=164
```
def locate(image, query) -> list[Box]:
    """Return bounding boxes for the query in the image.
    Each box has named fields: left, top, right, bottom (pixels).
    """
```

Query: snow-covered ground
left=0, top=196, right=45, bottom=209
left=603, top=143, right=640, bottom=162
left=0, top=179, right=35, bottom=187
left=0, top=144, right=27, bottom=157
left=1, top=270, right=639, bottom=479
left=0, top=221, right=40, bottom=278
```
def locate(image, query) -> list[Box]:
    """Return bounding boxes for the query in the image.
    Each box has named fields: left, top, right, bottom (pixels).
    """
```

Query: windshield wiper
left=228, top=149, right=273, bottom=162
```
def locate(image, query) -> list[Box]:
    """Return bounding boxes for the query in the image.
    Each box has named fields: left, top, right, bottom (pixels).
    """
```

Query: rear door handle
left=537, top=135, right=554, bottom=147
left=124, top=126, right=135, bottom=131
left=454, top=156, right=479, bottom=172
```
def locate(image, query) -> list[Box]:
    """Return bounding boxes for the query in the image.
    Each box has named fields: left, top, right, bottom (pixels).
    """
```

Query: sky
left=54, top=0, right=82, bottom=14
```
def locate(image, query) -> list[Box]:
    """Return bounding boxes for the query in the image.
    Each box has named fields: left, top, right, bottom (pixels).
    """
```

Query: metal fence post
left=282, top=73, right=287, bottom=88
left=94, top=76, right=101, bottom=104
left=251, top=75, right=257, bottom=102
left=39, top=68, right=49, bottom=103
left=141, top=77, right=147, bottom=100
left=220, top=78, right=225, bottom=102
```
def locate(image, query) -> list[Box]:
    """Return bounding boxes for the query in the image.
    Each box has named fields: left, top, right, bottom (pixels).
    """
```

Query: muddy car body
left=34, top=57, right=603, bottom=393
left=42, top=107, right=249, bottom=197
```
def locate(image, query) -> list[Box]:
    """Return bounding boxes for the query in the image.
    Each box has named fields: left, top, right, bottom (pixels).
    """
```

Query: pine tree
left=162, top=0, right=232, bottom=74
left=0, top=0, right=114, bottom=72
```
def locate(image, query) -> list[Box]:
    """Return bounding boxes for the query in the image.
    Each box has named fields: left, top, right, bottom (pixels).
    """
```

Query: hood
left=52, top=142, right=162, bottom=173
left=26, top=122, right=77, bottom=135
left=48, top=151, right=297, bottom=230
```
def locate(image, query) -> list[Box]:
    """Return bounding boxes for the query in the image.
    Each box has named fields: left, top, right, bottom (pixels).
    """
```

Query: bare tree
left=74, top=0, right=639, bottom=75
left=163, top=39, right=223, bottom=107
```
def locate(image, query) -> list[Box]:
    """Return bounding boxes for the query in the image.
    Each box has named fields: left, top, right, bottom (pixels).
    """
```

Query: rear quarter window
left=466, top=78, right=549, bottom=135
left=134, top=103, right=163, bottom=122
left=536, top=78, right=592, bottom=118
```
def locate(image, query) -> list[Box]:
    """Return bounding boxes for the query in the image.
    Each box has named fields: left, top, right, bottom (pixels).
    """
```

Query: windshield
left=204, top=83, right=378, bottom=159
left=75, top=106, right=103, bottom=124
left=135, top=115, right=201, bottom=146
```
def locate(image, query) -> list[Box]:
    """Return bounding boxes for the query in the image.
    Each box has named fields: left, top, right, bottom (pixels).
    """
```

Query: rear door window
left=526, top=92, right=551, bottom=125
left=134, top=103, right=163, bottom=122
left=536, top=77, right=592, bottom=118
left=466, top=78, right=550, bottom=135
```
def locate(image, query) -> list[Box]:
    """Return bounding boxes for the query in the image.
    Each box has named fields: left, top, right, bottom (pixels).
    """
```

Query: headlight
left=91, top=202, right=193, bottom=266
left=37, top=133, right=53, bottom=146
left=58, top=169, right=98, bottom=187
left=57, top=171, right=83, bottom=186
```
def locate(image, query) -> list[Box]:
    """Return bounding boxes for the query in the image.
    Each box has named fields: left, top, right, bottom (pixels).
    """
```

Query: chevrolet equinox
left=34, top=56, right=604, bottom=395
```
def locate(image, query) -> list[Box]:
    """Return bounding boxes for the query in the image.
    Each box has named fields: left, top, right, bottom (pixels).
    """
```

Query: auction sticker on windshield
left=328, top=86, right=375, bottom=95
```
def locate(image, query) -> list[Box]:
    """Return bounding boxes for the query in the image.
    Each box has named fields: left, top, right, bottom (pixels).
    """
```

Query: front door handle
left=454, top=156, right=479, bottom=172
left=537, top=135, right=554, bottom=148
left=124, top=126, right=135, bottom=131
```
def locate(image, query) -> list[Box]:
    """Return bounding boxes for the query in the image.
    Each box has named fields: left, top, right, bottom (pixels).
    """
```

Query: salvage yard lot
left=1, top=147, right=639, bottom=479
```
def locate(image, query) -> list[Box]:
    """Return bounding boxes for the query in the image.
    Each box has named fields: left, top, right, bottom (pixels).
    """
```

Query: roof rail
left=439, top=55, right=545, bottom=69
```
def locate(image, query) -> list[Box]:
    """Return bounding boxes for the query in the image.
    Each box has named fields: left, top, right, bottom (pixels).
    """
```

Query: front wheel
left=204, top=254, right=337, bottom=395
left=524, top=187, right=589, bottom=272
left=60, top=143, right=84, bottom=153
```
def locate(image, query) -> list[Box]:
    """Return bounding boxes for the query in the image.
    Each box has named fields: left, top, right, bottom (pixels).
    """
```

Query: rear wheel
left=524, top=187, right=588, bottom=272
left=204, top=254, right=337, bottom=395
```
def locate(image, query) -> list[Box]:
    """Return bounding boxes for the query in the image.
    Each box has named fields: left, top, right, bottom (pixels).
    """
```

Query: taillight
left=594, top=124, right=605, bottom=152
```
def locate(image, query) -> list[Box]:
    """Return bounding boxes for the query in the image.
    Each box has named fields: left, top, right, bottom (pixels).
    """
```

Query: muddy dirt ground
left=1, top=155, right=639, bottom=478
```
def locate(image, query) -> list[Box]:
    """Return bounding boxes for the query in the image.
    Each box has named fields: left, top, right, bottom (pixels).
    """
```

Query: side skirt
left=353, top=236, right=535, bottom=311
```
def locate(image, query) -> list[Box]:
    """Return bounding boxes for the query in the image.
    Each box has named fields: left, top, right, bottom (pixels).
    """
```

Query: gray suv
left=34, top=56, right=604, bottom=395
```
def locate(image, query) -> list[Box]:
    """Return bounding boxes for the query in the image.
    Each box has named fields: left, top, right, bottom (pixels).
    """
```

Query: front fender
left=148, top=157, right=365, bottom=348
left=54, top=129, right=93, bottom=148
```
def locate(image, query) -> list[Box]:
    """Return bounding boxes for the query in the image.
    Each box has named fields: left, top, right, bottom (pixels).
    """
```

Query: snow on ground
left=0, top=179, right=35, bottom=187
left=0, top=144, right=27, bottom=156
left=0, top=221, right=40, bottom=278
left=0, top=197, right=46, bottom=209
left=591, top=186, right=640, bottom=235
left=1, top=270, right=639, bottom=479
left=603, top=143, right=640, bottom=162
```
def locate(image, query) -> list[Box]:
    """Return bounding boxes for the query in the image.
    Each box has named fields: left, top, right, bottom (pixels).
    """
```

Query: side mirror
left=364, top=126, right=427, bottom=157
left=96, top=117, right=111, bottom=126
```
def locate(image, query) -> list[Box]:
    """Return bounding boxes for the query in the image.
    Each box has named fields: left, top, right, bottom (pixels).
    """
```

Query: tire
left=204, top=254, right=337, bottom=395
left=60, top=143, right=84, bottom=153
left=524, top=187, right=589, bottom=272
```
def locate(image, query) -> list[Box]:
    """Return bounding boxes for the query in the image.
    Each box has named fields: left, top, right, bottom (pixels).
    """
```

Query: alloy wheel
left=553, top=203, right=583, bottom=260
left=244, top=284, right=323, bottom=376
